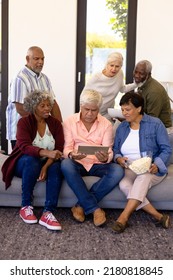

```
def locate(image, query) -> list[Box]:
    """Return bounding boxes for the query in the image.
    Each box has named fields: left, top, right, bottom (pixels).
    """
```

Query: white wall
left=9, top=0, right=173, bottom=116
left=136, top=0, right=173, bottom=104
left=9, top=0, right=77, bottom=120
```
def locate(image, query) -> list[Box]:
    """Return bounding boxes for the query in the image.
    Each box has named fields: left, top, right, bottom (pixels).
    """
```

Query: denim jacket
left=113, top=114, right=172, bottom=176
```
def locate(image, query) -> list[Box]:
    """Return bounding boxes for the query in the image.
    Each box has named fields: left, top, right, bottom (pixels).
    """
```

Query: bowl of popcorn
left=127, top=151, right=152, bottom=175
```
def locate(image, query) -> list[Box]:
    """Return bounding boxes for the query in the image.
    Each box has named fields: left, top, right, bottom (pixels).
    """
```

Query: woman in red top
left=2, top=90, right=64, bottom=231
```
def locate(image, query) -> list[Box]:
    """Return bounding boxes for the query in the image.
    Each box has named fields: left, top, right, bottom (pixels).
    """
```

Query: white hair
left=23, top=90, right=54, bottom=113
left=136, top=60, right=152, bottom=74
left=106, top=52, right=123, bottom=66
left=80, top=89, right=103, bottom=108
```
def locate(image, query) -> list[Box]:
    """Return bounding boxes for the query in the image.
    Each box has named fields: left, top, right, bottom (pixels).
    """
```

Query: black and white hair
left=120, top=92, right=144, bottom=115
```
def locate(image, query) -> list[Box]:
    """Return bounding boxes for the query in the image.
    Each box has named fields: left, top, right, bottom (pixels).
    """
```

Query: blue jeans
left=61, top=158, right=124, bottom=215
left=14, top=155, right=63, bottom=212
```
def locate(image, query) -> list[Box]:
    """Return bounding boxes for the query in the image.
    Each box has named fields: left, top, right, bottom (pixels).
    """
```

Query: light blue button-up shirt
left=113, top=114, right=172, bottom=176
left=6, top=66, right=55, bottom=140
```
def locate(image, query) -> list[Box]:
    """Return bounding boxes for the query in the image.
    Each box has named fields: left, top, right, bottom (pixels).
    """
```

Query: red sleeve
left=16, top=116, right=42, bottom=157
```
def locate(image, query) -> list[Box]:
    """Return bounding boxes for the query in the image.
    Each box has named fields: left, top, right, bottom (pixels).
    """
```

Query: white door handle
left=78, top=72, right=81, bottom=82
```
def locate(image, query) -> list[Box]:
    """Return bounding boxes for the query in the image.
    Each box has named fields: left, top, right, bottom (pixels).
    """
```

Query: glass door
left=86, top=0, right=128, bottom=83
left=75, top=0, right=138, bottom=112
left=86, top=0, right=128, bottom=109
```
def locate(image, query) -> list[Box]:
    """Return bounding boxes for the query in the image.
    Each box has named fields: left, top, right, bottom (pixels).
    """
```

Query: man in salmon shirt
left=61, top=89, right=124, bottom=227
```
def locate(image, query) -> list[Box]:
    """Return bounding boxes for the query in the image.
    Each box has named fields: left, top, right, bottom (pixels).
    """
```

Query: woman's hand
left=149, top=163, right=158, bottom=174
left=37, top=165, right=48, bottom=182
left=116, top=156, right=128, bottom=168
left=40, top=149, right=63, bottom=160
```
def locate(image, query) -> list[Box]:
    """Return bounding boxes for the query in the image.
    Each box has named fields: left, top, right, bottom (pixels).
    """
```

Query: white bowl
left=108, top=108, right=124, bottom=119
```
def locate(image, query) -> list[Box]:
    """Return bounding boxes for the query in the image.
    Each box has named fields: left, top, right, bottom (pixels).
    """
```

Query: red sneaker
left=39, top=212, right=62, bottom=230
left=20, top=206, right=38, bottom=224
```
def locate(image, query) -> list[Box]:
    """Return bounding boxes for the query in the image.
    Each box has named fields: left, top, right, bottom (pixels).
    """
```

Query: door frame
left=75, top=0, right=138, bottom=112
left=1, top=0, right=8, bottom=153
left=75, top=0, right=87, bottom=112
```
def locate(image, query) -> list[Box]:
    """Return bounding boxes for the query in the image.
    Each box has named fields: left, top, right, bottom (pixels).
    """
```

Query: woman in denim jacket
left=112, top=92, right=172, bottom=233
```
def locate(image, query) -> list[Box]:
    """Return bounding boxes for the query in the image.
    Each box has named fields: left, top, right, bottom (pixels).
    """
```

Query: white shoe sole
left=39, top=220, right=62, bottom=230
left=20, top=214, right=38, bottom=224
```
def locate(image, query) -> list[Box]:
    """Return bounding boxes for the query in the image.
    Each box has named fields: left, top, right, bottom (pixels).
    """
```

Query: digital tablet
left=78, top=145, right=109, bottom=155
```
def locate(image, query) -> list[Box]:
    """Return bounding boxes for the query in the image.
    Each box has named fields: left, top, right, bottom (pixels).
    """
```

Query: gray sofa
left=1, top=133, right=173, bottom=210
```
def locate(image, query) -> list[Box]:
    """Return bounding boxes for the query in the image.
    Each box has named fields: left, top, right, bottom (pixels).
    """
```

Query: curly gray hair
left=23, top=90, right=54, bottom=113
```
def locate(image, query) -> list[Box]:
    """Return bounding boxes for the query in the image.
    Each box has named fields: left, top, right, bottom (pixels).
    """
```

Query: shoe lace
left=25, top=206, right=34, bottom=216
left=45, top=212, right=57, bottom=222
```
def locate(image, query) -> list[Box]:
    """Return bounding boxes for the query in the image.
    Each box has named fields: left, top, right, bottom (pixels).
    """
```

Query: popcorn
left=128, top=156, right=152, bottom=175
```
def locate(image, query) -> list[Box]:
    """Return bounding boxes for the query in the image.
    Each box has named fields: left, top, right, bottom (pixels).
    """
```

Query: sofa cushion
left=1, top=152, right=173, bottom=210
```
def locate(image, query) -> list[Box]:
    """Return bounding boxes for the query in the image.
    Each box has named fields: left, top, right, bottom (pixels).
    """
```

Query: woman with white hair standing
left=83, top=52, right=139, bottom=122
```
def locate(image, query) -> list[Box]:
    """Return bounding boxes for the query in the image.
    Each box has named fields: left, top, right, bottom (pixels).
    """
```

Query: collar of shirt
left=76, top=111, right=101, bottom=124
left=24, top=65, right=42, bottom=79
left=138, top=76, right=152, bottom=91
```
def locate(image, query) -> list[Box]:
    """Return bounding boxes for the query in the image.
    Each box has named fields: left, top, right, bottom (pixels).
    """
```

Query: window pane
left=86, top=0, right=128, bottom=83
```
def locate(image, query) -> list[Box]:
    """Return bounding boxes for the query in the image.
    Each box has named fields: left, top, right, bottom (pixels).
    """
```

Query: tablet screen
left=78, top=145, right=109, bottom=155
